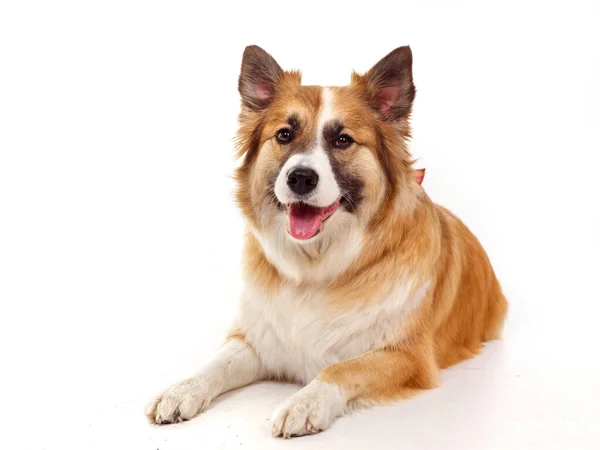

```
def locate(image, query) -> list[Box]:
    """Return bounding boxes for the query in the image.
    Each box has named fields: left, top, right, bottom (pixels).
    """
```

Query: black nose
left=287, top=167, right=319, bottom=195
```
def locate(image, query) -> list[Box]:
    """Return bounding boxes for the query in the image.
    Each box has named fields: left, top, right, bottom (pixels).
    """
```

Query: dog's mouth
left=286, top=198, right=341, bottom=240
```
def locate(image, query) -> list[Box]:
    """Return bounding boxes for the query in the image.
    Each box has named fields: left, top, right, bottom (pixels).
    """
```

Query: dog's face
left=235, top=46, right=417, bottom=249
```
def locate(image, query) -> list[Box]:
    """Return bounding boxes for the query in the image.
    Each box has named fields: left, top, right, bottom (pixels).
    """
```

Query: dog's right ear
left=238, top=45, right=283, bottom=111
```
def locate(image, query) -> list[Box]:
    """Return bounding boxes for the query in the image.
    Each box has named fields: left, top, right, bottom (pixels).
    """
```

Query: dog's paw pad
left=145, top=380, right=214, bottom=425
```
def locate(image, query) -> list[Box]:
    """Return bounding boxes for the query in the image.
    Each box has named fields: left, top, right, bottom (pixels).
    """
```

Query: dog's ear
left=364, top=46, right=415, bottom=120
left=238, top=45, right=284, bottom=111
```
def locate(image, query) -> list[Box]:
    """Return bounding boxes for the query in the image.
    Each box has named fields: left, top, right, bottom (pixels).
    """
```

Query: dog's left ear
left=364, top=46, right=416, bottom=121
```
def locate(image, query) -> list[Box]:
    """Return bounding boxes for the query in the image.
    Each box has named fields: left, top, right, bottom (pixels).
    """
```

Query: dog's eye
left=276, top=129, right=293, bottom=144
left=334, top=134, right=354, bottom=149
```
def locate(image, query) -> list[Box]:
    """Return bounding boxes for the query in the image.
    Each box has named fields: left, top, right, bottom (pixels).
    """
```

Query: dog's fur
left=146, top=45, right=508, bottom=438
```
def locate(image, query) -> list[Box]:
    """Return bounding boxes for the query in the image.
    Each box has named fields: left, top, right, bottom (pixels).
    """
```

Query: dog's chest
left=239, top=283, right=422, bottom=384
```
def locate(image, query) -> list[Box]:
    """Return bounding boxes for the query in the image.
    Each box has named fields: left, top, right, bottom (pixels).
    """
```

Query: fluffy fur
left=146, top=45, right=508, bottom=438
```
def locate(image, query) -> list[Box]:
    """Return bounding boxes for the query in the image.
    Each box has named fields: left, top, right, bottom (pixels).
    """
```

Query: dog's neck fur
left=249, top=215, right=364, bottom=286
left=244, top=180, right=431, bottom=295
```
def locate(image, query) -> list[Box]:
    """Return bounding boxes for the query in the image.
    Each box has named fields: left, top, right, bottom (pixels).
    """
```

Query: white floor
left=86, top=359, right=600, bottom=450
left=44, top=343, right=600, bottom=450
left=16, top=300, right=599, bottom=450
left=94, top=346, right=600, bottom=450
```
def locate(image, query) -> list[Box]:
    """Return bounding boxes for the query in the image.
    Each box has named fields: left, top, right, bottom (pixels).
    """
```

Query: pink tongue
left=289, top=204, right=323, bottom=240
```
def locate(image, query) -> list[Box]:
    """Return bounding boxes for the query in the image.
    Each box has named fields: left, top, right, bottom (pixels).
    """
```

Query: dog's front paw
left=271, top=380, right=347, bottom=438
left=145, top=377, right=217, bottom=425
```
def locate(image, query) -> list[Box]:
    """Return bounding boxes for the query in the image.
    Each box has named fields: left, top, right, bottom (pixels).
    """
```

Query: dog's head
left=235, top=46, right=420, bottom=268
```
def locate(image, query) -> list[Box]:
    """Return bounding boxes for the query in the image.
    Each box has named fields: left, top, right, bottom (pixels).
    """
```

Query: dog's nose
left=287, top=167, right=319, bottom=195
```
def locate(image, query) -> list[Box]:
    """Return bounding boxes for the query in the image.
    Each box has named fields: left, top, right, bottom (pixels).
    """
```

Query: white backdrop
left=1, top=1, right=599, bottom=449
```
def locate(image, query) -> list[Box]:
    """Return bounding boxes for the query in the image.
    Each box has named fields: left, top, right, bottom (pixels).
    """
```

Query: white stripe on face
left=274, top=87, right=341, bottom=207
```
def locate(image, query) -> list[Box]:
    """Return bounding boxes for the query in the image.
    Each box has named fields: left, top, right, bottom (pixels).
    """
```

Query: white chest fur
left=237, top=280, right=429, bottom=384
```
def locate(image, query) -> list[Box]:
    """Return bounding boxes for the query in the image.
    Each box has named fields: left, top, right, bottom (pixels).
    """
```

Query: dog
left=145, top=45, right=508, bottom=438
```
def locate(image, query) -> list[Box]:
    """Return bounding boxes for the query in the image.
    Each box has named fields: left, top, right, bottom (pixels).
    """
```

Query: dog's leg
left=271, top=346, right=438, bottom=438
left=146, top=337, right=262, bottom=424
